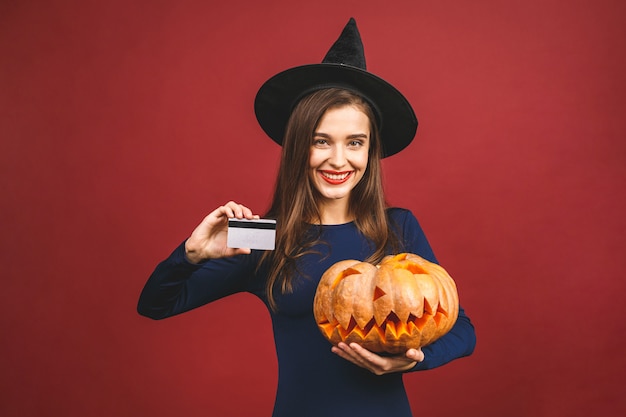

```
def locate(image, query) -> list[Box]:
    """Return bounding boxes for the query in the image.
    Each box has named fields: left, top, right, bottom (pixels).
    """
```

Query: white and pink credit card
left=227, top=218, right=276, bottom=251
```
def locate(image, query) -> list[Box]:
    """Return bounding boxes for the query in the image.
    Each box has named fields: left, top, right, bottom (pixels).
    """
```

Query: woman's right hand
left=184, top=201, right=260, bottom=264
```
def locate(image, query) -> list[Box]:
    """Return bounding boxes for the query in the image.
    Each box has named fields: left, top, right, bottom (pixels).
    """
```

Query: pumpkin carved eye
left=313, top=253, right=459, bottom=354
left=373, top=286, right=386, bottom=301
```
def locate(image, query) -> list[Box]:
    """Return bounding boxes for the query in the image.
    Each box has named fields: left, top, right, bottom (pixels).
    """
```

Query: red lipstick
left=319, top=170, right=353, bottom=185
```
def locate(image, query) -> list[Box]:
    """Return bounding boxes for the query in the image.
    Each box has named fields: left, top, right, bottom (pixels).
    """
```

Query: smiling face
left=309, top=105, right=371, bottom=210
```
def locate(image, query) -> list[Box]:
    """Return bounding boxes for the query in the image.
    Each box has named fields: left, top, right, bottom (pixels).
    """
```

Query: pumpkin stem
left=331, top=267, right=362, bottom=289
left=389, top=253, right=408, bottom=262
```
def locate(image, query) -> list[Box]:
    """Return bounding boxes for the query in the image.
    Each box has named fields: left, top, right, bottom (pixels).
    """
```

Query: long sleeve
left=137, top=242, right=261, bottom=320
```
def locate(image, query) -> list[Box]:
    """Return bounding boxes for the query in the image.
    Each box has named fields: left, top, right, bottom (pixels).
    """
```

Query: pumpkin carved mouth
left=313, top=253, right=459, bottom=354
left=317, top=300, right=450, bottom=346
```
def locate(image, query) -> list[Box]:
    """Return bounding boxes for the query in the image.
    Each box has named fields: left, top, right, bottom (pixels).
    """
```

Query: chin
left=318, top=187, right=352, bottom=201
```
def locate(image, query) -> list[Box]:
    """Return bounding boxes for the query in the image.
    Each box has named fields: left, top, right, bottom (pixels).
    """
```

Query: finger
left=194, top=211, right=226, bottom=236
left=348, top=343, right=385, bottom=366
left=334, top=343, right=368, bottom=364
left=216, top=202, right=236, bottom=219
left=224, top=201, right=245, bottom=218
left=224, top=201, right=259, bottom=220
left=406, top=348, right=424, bottom=362
left=353, top=344, right=419, bottom=373
left=331, top=345, right=361, bottom=366
left=241, top=206, right=256, bottom=219
left=339, top=343, right=381, bottom=372
left=224, top=247, right=252, bottom=257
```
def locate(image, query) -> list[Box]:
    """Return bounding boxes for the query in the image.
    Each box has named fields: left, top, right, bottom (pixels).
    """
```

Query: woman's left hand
left=331, top=342, right=424, bottom=375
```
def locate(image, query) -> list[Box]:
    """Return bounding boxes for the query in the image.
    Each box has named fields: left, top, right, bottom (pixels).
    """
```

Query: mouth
left=319, top=170, right=354, bottom=185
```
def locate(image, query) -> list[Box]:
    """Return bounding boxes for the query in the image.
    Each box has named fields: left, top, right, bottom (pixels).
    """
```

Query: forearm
left=137, top=242, right=204, bottom=319
left=137, top=242, right=256, bottom=320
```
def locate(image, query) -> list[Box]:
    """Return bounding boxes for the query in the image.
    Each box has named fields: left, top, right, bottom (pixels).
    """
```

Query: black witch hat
left=254, top=18, right=417, bottom=158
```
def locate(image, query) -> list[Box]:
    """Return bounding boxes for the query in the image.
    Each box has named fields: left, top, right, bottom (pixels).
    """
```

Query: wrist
left=184, top=240, right=204, bottom=264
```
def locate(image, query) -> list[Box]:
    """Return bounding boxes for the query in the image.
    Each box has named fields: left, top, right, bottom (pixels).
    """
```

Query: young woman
left=138, top=19, right=475, bottom=417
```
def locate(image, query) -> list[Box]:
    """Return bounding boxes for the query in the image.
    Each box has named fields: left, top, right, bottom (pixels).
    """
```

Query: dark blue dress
left=138, top=208, right=476, bottom=417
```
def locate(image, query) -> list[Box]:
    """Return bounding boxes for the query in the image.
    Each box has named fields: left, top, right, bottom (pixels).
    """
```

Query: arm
left=137, top=201, right=262, bottom=320
left=137, top=243, right=258, bottom=319
left=332, top=209, right=476, bottom=373
left=400, top=209, right=476, bottom=371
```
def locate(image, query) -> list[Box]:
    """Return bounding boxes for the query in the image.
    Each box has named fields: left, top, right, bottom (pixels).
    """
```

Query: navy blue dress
left=138, top=208, right=476, bottom=417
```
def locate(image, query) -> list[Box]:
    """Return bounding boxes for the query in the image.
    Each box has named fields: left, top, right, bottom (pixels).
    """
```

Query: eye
left=313, top=138, right=329, bottom=147
left=348, top=139, right=365, bottom=148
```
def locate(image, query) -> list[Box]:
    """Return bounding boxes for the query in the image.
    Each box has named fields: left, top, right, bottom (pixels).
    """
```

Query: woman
left=138, top=18, right=475, bottom=417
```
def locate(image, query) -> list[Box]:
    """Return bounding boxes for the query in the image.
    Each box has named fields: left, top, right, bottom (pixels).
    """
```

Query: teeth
left=322, top=172, right=350, bottom=180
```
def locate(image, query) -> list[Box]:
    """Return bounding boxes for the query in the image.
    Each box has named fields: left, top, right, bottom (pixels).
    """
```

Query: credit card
left=227, top=218, right=276, bottom=250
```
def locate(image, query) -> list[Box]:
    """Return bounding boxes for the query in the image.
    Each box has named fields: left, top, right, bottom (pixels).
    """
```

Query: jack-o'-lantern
left=313, top=253, right=459, bottom=354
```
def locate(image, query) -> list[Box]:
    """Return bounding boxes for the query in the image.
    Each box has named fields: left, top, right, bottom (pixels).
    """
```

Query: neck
left=315, top=199, right=353, bottom=225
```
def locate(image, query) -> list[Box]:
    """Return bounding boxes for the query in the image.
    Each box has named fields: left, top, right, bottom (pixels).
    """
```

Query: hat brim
left=254, top=64, right=417, bottom=158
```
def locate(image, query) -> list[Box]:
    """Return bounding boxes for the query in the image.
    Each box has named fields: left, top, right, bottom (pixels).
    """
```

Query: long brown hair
left=261, top=88, right=398, bottom=310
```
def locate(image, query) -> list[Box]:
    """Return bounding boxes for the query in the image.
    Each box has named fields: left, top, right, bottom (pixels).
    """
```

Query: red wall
left=1, top=1, right=625, bottom=416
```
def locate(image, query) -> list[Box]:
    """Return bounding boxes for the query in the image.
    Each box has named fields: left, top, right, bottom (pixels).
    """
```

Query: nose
left=328, top=144, right=347, bottom=168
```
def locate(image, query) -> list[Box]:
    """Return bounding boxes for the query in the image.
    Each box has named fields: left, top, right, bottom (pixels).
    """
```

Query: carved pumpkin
left=313, top=253, right=459, bottom=354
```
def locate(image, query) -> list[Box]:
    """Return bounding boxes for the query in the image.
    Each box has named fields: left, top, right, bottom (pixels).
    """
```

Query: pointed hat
left=254, top=18, right=417, bottom=158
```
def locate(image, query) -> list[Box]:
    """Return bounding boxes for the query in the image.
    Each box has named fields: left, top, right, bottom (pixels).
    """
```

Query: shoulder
left=385, top=207, right=437, bottom=262
left=385, top=207, right=420, bottom=228
left=385, top=206, right=424, bottom=241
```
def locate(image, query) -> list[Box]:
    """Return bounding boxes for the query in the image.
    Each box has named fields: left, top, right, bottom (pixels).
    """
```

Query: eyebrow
left=313, top=132, right=369, bottom=139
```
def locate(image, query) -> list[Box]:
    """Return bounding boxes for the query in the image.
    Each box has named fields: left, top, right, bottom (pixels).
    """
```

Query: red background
left=1, top=1, right=625, bottom=416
